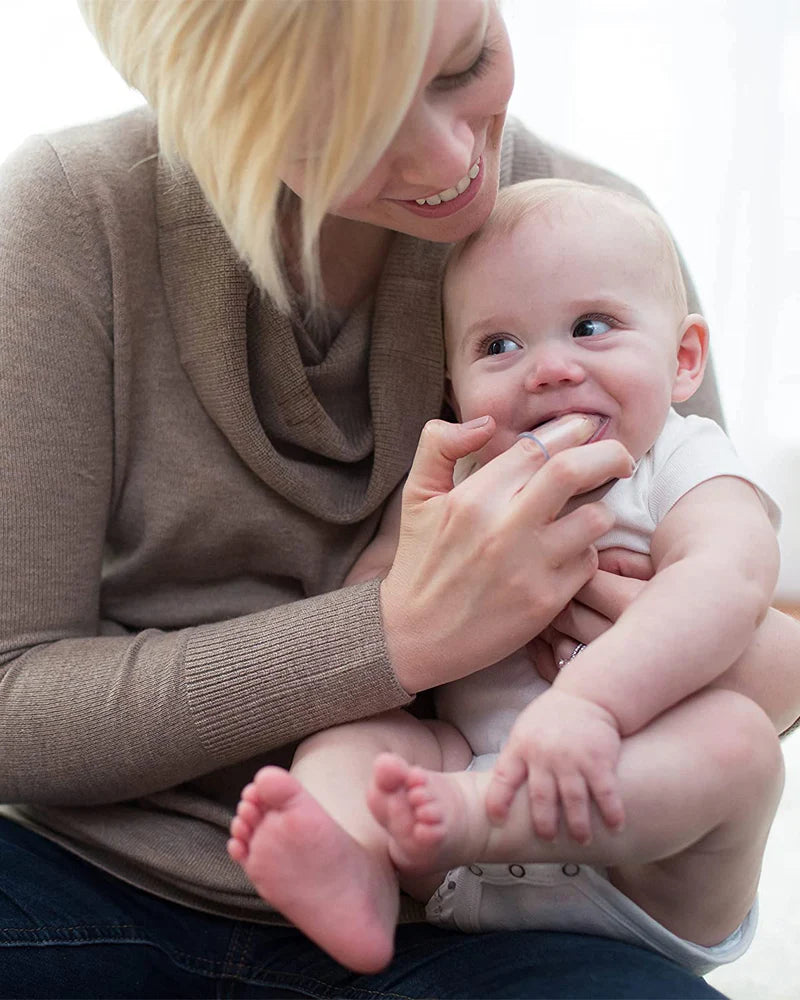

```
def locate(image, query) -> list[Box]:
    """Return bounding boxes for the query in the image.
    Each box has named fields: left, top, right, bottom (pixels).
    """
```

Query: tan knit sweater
left=0, top=109, right=721, bottom=922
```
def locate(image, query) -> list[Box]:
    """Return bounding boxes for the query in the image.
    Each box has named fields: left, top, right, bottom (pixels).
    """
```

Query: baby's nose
left=524, top=350, right=586, bottom=391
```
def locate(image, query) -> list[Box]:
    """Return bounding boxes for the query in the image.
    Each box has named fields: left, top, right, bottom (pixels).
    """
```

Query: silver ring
left=557, top=642, right=587, bottom=670
left=517, top=432, right=551, bottom=461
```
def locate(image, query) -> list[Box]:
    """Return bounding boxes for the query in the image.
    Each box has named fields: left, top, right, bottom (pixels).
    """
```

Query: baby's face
left=444, top=201, right=685, bottom=465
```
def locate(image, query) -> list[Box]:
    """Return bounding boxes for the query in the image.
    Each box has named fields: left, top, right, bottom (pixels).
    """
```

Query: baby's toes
left=236, top=798, right=263, bottom=828
left=229, top=814, right=254, bottom=845
left=406, top=781, right=434, bottom=809
left=227, top=835, right=248, bottom=863
left=411, top=796, right=443, bottom=825
left=240, top=782, right=261, bottom=805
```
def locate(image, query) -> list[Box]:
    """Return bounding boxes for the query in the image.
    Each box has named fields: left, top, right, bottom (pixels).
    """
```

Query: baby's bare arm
left=544, top=554, right=800, bottom=735
left=555, top=476, right=779, bottom=736
left=343, top=485, right=403, bottom=586
left=488, top=476, right=778, bottom=842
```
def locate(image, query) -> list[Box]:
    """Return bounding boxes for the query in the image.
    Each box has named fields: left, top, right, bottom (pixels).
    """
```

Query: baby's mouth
left=585, top=414, right=610, bottom=443
left=528, top=412, right=609, bottom=446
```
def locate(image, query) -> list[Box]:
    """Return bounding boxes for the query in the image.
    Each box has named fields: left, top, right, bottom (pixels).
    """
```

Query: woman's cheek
left=332, top=161, right=389, bottom=213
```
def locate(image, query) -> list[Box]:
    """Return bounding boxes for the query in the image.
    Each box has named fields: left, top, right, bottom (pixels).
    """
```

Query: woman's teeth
left=415, top=161, right=480, bottom=206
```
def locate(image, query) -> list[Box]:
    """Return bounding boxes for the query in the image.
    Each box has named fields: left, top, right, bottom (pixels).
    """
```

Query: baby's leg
left=606, top=688, right=783, bottom=947
left=228, top=709, right=471, bottom=972
left=370, top=689, right=783, bottom=948
left=709, top=609, right=800, bottom=734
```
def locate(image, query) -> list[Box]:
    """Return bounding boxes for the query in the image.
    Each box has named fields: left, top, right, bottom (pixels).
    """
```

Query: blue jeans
left=0, top=819, right=726, bottom=999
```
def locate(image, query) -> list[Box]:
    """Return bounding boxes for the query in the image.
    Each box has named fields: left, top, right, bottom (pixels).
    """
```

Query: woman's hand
left=534, top=549, right=653, bottom=683
left=380, top=416, right=634, bottom=694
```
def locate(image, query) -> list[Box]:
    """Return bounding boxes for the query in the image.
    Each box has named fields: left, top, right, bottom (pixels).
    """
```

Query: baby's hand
left=485, top=689, right=624, bottom=844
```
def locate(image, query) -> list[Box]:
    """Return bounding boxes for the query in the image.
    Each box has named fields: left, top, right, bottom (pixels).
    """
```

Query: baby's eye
left=573, top=317, right=612, bottom=338
left=485, top=336, right=520, bottom=356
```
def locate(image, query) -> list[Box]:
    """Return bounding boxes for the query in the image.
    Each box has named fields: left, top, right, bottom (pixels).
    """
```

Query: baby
left=228, top=180, right=783, bottom=976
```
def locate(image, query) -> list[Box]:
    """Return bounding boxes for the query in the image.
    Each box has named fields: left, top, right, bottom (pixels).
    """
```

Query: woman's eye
left=435, top=45, right=494, bottom=91
left=485, top=336, right=520, bottom=356
left=573, top=317, right=612, bottom=338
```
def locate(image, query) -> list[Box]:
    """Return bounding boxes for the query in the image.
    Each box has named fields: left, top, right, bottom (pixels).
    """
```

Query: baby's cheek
left=476, top=429, right=517, bottom=466
left=451, top=388, right=491, bottom=426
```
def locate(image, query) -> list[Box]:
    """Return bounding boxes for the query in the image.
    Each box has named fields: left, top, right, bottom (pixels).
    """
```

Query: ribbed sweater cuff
left=183, top=579, right=412, bottom=760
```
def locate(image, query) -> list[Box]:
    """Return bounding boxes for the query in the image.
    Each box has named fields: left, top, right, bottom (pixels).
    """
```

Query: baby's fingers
left=587, top=767, right=626, bottom=833
left=528, top=769, right=559, bottom=841
left=486, top=753, right=527, bottom=825
left=557, top=772, right=593, bottom=845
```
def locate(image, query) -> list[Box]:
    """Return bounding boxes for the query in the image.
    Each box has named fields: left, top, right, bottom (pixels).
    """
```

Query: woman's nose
left=392, top=104, right=475, bottom=193
left=524, top=348, right=586, bottom=392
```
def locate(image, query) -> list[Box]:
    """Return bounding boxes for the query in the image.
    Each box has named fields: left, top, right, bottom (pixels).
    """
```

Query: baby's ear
left=671, top=314, right=709, bottom=403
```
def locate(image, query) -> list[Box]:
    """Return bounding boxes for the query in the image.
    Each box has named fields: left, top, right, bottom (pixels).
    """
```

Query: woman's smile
left=394, top=157, right=484, bottom=218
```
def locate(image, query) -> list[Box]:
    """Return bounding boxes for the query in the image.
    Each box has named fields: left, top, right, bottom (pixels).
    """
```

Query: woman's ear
left=671, top=313, right=710, bottom=403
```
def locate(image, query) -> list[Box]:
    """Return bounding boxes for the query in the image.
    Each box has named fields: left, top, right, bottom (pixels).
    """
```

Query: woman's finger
left=521, top=412, right=603, bottom=457
left=551, top=600, right=612, bottom=645
left=462, top=413, right=600, bottom=507
left=548, top=629, right=584, bottom=669
left=574, top=568, right=648, bottom=622
left=538, top=501, right=614, bottom=568
left=597, top=547, right=654, bottom=580
left=516, top=439, right=634, bottom=524
left=403, top=416, right=495, bottom=502
left=528, top=635, right=558, bottom=684
left=549, top=556, right=651, bottom=647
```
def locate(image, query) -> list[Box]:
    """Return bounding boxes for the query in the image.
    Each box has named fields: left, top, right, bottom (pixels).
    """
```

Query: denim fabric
left=0, top=819, right=726, bottom=999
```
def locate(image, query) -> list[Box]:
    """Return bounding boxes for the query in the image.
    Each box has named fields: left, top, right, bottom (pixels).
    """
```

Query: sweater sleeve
left=0, top=138, right=410, bottom=808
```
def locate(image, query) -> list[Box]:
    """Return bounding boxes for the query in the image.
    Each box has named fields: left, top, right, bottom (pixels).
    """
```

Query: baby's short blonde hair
left=448, top=178, right=689, bottom=317
left=79, top=0, right=436, bottom=312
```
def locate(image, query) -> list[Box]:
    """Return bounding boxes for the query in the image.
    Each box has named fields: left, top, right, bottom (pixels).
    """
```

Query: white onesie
left=427, top=411, right=780, bottom=975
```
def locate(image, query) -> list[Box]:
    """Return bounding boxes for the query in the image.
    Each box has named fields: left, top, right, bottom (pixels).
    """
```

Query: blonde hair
left=449, top=178, right=688, bottom=315
left=79, top=0, right=436, bottom=312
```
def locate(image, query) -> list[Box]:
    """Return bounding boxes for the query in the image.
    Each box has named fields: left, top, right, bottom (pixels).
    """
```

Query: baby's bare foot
left=368, top=753, right=485, bottom=875
left=228, top=767, right=397, bottom=973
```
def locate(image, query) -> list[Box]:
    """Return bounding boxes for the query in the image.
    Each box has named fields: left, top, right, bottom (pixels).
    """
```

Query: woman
left=0, top=1, right=796, bottom=997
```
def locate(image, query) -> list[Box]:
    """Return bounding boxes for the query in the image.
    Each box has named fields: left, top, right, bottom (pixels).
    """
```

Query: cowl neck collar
left=156, top=160, right=447, bottom=523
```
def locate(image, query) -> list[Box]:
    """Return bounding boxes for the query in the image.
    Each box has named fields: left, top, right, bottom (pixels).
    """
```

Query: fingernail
left=462, top=415, right=490, bottom=428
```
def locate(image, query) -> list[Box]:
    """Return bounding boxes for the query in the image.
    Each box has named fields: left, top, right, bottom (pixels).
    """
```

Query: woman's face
left=282, top=0, right=514, bottom=244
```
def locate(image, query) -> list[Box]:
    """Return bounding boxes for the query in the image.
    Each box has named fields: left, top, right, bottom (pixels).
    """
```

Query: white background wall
left=0, top=4, right=798, bottom=998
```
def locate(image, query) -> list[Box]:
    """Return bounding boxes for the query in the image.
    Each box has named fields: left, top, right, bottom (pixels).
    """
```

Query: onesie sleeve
left=647, top=414, right=781, bottom=530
